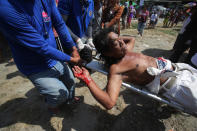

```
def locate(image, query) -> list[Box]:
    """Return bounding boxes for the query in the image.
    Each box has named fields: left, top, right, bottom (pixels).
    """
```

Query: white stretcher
left=86, top=60, right=197, bottom=117
left=55, top=35, right=197, bottom=117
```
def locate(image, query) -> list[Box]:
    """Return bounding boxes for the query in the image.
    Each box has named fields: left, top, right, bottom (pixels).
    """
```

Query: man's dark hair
left=93, top=27, right=119, bottom=66
left=79, top=46, right=92, bottom=63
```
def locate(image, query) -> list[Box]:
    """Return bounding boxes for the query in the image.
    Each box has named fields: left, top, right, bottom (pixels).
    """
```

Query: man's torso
left=111, top=52, right=156, bottom=86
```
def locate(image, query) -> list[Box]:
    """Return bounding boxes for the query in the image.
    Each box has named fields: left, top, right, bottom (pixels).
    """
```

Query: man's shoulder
left=109, top=64, right=120, bottom=74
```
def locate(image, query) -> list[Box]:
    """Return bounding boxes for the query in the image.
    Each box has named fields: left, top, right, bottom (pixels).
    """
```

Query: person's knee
left=44, top=87, right=70, bottom=107
left=31, top=77, right=70, bottom=107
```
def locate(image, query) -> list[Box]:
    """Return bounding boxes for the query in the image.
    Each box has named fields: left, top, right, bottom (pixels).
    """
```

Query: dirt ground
left=0, top=20, right=197, bottom=131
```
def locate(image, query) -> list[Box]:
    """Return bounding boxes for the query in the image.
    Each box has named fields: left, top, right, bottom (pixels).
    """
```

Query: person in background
left=0, top=0, right=82, bottom=114
left=137, top=6, right=149, bottom=36
left=92, top=0, right=103, bottom=37
left=170, top=6, right=197, bottom=64
left=183, top=6, right=197, bottom=65
left=58, top=0, right=95, bottom=52
left=149, top=11, right=157, bottom=29
left=126, top=1, right=136, bottom=29
left=121, top=2, right=128, bottom=30
left=167, top=9, right=175, bottom=27
left=173, top=9, right=183, bottom=27
left=101, top=0, right=124, bottom=35
left=163, top=9, right=170, bottom=27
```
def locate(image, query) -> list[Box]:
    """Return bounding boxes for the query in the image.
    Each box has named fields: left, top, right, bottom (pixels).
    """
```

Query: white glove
left=76, top=38, right=85, bottom=51
left=86, top=38, right=95, bottom=49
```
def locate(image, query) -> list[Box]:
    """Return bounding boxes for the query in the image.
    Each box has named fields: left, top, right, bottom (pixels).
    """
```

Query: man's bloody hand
left=72, top=66, right=92, bottom=85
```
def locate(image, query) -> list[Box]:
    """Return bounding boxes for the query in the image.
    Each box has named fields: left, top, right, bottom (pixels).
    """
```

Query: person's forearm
left=106, top=6, right=124, bottom=27
left=61, top=15, right=79, bottom=41
left=86, top=20, right=93, bottom=38
left=87, top=79, right=116, bottom=109
left=67, top=25, right=79, bottom=41
left=121, top=36, right=135, bottom=51
left=51, top=0, right=76, bottom=48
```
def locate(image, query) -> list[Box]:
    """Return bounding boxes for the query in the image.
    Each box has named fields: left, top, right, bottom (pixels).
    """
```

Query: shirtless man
left=72, top=28, right=197, bottom=112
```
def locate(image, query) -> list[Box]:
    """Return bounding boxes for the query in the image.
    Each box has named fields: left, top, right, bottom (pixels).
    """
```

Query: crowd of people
left=163, top=8, right=185, bottom=28
left=0, top=0, right=197, bottom=116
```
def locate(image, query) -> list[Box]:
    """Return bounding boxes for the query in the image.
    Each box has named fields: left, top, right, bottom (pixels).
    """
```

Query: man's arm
left=72, top=66, right=122, bottom=109
left=61, top=15, right=80, bottom=42
left=86, top=20, right=95, bottom=48
left=86, top=20, right=93, bottom=38
left=50, top=0, right=81, bottom=63
left=120, top=36, right=135, bottom=52
left=0, top=6, right=75, bottom=62
left=57, top=0, right=90, bottom=50
left=57, top=0, right=80, bottom=42
left=50, top=0, right=76, bottom=48
left=106, top=6, right=124, bottom=28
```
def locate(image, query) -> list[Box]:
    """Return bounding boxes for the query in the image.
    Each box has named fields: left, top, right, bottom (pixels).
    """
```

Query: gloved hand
left=76, top=38, right=92, bottom=51
left=86, top=38, right=95, bottom=49
left=76, top=38, right=85, bottom=51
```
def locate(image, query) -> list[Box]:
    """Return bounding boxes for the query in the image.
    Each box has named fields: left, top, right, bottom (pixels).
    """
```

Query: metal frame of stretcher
left=86, top=60, right=197, bottom=117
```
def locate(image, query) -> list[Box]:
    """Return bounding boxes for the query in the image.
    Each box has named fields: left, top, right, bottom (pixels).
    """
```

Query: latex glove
left=76, top=38, right=85, bottom=51
left=86, top=38, right=95, bottom=49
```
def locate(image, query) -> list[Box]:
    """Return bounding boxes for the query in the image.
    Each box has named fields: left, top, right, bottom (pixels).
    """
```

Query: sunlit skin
left=72, top=32, right=168, bottom=110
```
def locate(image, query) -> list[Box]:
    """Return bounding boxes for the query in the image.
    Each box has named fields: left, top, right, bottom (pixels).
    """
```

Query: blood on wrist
left=75, top=72, right=92, bottom=85
left=83, top=76, right=92, bottom=85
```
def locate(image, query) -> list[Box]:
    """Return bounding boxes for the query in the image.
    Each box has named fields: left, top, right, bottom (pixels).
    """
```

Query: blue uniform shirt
left=0, top=0, right=76, bottom=76
left=58, top=0, right=94, bottom=38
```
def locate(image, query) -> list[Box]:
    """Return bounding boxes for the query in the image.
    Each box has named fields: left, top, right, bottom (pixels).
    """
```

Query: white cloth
left=146, top=58, right=174, bottom=94
left=146, top=58, right=197, bottom=112
left=163, top=63, right=197, bottom=113
left=191, top=53, right=197, bottom=67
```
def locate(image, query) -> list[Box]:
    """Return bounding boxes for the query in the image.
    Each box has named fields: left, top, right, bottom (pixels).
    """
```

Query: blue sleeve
left=58, top=0, right=72, bottom=15
left=50, top=0, right=76, bottom=48
left=1, top=7, right=71, bottom=62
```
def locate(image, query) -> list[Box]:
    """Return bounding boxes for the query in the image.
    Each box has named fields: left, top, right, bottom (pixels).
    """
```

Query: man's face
left=105, top=32, right=127, bottom=58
